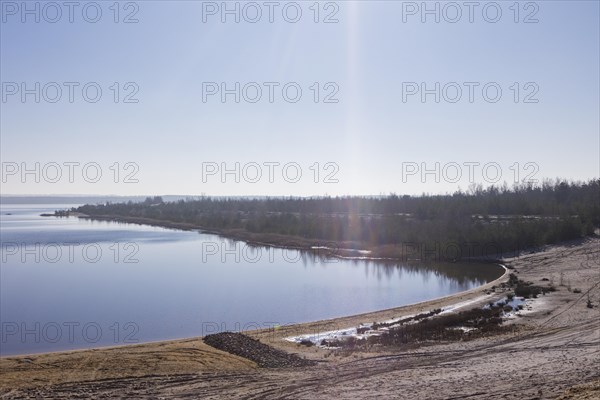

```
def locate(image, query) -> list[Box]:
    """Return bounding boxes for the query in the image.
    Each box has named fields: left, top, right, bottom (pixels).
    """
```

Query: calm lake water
left=0, top=204, right=504, bottom=356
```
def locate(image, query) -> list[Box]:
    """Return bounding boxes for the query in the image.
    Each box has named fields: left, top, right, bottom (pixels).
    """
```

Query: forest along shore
left=73, top=213, right=504, bottom=261
left=77, top=213, right=373, bottom=258
left=57, top=212, right=547, bottom=263
left=62, top=181, right=600, bottom=262
left=1, top=237, right=598, bottom=399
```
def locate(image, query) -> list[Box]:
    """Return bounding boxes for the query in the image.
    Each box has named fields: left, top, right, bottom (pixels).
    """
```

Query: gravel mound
left=203, top=332, right=316, bottom=368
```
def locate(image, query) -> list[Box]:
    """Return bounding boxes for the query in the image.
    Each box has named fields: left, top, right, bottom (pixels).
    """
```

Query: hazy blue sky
left=1, top=1, right=599, bottom=196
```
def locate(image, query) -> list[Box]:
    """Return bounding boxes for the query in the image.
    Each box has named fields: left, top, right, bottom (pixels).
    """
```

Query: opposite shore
left=64, top=212, right=514, bottom=262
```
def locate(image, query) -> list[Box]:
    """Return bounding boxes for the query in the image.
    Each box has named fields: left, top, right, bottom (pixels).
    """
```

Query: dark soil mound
left=203, top=332, right=316, bottom=368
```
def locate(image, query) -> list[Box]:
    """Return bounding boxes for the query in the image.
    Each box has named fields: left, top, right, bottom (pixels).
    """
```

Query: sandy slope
left=1, top=238, right=598, bottom=399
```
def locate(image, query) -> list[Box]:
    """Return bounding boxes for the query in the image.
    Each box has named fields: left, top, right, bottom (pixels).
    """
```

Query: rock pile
left=203, top=332, right=316, bottom=368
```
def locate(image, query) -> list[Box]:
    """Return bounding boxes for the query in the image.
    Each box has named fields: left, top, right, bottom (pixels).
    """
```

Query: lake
left=0, top=204, right=504, bottom=356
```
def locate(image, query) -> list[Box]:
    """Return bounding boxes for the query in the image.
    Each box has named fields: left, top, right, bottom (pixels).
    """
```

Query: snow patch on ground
left=285, top=292, right=534, bottom=347
left=439, top=294, right=494, bottom=314
left=310, top=246, right=372, bottom=255
left=285, top=294, right=495, bottom=347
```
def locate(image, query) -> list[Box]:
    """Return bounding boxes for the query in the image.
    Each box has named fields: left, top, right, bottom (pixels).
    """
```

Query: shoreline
left=74, top=213, right=511, bottom=262
left=250, top=263, right=509, bottom=341
left=75, top=214, right=383, bottom=260
left=0, top=264, right=508, bottom=360
left=2, top=238, right=598, bottom=398
left=0, top=213, right=509, bottom=358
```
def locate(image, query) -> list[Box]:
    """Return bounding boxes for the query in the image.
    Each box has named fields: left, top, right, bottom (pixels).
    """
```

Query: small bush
left=515, top=284, right=539, bottom=298
left=514, top=279, right=555, bottom=298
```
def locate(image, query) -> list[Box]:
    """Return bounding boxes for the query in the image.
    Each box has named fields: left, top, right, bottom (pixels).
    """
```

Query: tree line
left=73, top=179, right=599, bottom=259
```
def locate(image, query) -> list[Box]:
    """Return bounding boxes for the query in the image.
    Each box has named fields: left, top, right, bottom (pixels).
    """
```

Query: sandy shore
left=1, top=237, right=599, bottom=399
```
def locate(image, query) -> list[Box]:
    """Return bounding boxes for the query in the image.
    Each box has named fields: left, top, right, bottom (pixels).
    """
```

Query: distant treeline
left=74, top=179, right=599, bottom=260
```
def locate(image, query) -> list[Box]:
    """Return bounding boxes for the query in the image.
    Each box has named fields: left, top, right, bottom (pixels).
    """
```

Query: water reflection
left=1, top=205, right=503, bottom=356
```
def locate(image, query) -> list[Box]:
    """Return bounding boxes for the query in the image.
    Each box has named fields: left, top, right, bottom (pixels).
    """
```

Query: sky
left=1, top=0, right=599, bottom=196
